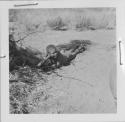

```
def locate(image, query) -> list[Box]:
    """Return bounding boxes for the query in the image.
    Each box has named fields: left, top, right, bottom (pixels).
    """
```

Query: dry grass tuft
left=9, top=66, right=48, bottom=114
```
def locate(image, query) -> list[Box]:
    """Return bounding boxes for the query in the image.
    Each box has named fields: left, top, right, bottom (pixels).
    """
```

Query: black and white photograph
left=9, top=8, right=117, bottom=114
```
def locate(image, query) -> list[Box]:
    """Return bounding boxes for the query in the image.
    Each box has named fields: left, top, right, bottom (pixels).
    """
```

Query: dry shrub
left=75, top=11, right=115, bottom=31
left=9, top=35, right=43, bottom=71
left=47, top=16, right=68, bottom=31
left=75, top=16, right=93, bottom=31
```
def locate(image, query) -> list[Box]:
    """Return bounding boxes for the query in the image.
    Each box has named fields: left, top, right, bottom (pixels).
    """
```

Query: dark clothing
left=56, top=52, right=76, bottom=66
left=41, top=44, right=84, bottom=71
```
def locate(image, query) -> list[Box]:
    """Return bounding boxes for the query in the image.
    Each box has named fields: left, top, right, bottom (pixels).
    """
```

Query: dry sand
left=23, top=30, right=116, bottom=113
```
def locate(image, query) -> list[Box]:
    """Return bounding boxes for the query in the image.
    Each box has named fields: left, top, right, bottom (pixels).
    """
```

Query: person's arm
left=37, top=54, right=50, bottom=67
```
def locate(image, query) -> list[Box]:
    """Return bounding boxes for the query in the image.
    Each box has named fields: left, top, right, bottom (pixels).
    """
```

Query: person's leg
left=66, top=44, right=85, bottom=63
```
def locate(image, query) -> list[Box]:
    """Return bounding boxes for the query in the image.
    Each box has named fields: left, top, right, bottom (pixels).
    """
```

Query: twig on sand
left=15, top=30, right=44, bottom=43
left=53, top=71, right=94, bottom=87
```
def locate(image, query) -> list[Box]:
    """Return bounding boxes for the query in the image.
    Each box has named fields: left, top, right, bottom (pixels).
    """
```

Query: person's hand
left=56, top=62, right=60, bottom=67
left=37, top=61, right=43, bottom=67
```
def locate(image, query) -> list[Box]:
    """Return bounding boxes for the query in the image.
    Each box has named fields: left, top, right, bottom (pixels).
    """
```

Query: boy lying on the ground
left=37, top=42, right=85, bottom=70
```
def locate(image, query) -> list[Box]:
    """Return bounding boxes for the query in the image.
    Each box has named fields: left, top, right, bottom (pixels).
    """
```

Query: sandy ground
left=23, top=30, right=116, bottom=113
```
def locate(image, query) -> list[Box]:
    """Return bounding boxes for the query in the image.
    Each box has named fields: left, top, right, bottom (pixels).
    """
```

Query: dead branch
left=53, top=71, right=94, bottom=87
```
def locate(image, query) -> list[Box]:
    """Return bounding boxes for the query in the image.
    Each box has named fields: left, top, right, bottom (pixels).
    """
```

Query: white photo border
left=0, top=0, right=125, bottom=122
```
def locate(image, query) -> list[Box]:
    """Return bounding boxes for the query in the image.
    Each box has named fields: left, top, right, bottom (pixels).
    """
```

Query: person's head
left=46, top=44, right=59, bottom=59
